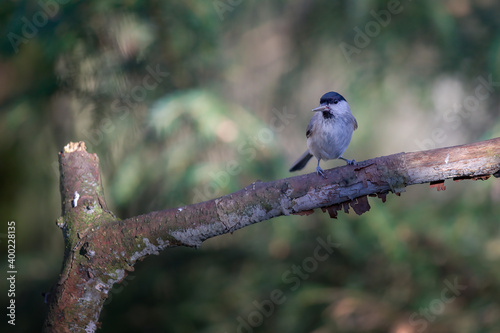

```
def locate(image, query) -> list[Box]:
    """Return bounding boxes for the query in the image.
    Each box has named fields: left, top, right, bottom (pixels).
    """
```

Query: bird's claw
left=340, top=157, right=356, bottom=166
left=316, top=166, right=327, bottom=178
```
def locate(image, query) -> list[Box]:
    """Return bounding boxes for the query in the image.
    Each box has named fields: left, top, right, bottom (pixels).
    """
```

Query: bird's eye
left=333, top=99, right=339, bottom=104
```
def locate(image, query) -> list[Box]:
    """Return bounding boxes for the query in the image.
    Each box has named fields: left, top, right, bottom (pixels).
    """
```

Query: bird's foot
left=316, top=166, right=327, bottom=178
left=340, top=157, right=356, bottom=165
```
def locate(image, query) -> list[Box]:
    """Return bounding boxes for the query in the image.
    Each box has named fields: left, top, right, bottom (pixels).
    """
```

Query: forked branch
left=43, top=138, right=500, bottom=332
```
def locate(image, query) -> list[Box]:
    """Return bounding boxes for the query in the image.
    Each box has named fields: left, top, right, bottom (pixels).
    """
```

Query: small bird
left=289, top=91, right=358, bottom=178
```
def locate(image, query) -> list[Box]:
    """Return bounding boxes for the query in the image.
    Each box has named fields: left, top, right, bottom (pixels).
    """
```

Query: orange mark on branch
left=377, top=192, right=387, bottom=203
left=294, top=209, right=314, bottom=216
left=321, top=195, right=371, bottom=219
left=430, top=180, right=446, bottom=191
left=453, top=175, right=491, bottom=182
left=350, top=196, right=371, bottom=215
left=321, top=203, right=345, bottom=219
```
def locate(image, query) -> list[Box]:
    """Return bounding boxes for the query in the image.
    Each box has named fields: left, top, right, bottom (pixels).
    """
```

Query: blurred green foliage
left=1, top=0, right=500, bottom=332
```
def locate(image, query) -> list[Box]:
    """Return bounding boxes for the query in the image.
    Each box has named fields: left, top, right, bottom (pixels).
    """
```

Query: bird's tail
left=289, top=151, right=313, bottom=172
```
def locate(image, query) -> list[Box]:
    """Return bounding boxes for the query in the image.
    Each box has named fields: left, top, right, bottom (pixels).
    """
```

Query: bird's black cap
left=319, top=91, right=346, bottom=105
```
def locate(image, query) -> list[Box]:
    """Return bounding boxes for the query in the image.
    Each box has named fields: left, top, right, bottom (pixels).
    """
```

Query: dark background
left=1, top=0, right=500, bottom=332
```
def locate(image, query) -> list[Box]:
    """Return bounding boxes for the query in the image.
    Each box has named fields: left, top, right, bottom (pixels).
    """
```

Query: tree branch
left=43, top=138, right=500, bottom=332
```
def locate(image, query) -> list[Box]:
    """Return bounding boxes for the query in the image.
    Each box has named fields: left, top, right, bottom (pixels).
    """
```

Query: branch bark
left=43, top=138, right=500, bottom=332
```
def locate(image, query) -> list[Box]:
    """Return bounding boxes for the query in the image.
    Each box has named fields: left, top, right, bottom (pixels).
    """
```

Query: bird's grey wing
left=306, top=118, right=314, bottom=138
left=290, top=114, right=317, bottom=172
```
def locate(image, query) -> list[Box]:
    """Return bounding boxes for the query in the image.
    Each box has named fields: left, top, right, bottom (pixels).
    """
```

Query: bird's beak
left=312, top=105, right=328, bottom=112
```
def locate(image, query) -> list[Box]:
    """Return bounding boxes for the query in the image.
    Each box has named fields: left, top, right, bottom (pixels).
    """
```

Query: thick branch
left=44, top=138, right=500, bottom=332
left=102, top=138, right=500, bottom=247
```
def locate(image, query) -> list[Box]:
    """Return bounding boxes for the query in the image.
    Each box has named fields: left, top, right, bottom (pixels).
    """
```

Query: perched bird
left=289, top=91, right=358, bottom=177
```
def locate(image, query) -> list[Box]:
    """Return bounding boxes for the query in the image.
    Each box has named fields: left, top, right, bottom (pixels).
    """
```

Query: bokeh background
left=1, top=0, right=500, bottom=332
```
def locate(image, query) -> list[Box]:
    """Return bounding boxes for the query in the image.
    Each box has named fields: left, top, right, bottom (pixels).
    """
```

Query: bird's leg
left=316, top=158, right=327, bottom=178
left=339, top=156, right=356, bottom=165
